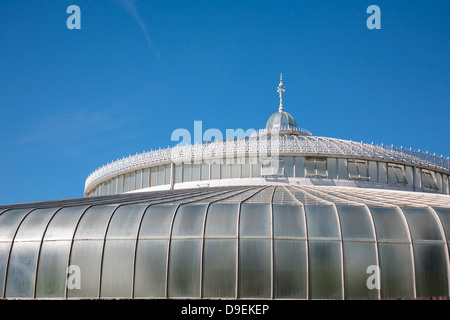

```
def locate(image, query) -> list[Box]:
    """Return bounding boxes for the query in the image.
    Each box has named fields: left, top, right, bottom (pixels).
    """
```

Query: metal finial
left=277, top=73, right=285, bottom=112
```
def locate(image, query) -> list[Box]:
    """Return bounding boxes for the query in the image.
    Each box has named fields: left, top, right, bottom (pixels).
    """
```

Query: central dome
left=266, top=110, right=298, bottom=130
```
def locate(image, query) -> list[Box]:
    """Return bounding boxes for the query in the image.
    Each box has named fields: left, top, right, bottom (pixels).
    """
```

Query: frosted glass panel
left=74, top=206, right=116, bottom=240
left=306, top=206, right=339, bottom=239
left=343, top=242, right=378, bottom=299
left=273, top=205, right=305, bottom=239
left=378, top=243, right=414, bottom=299
left=134, top=240, right=167, bottom=298
left=413, top=244, right=448, bottom=297
left=143, top=168, right=150, bottom=188
left=402, top=208, right=442, bottom=241
left=369, top=207, right=409, bottom=242
left=274, top=240, right=307, bottom=299
left=205, top=204, right=238, bottom=237
left=294, top=157, right=305, bottom=177
left=36, top=240, right=71, bottom=298
left=183, top=163, right=192, bottom=182
left=101, top=240, right=135, bottom=298
left=203, top=240, right=236, bottom=298
left=139, top=206, right=177, bottom=238
left=240, top=204, right=270, bottom=237
left=0, top=210, right=30, bottom=241
left=337, top=206, right=374, bottom=240
left=308, top=241, right=342, bottom=299
left=0, top=242, right=10, bottom=295
left=68, top=240, right=103, bottom=298
left=6, top=241, right=40, bottom=298
left=238, top=239, right=271, bottom=298
left=172, top=205, right=206, bottom=238
left=44, top=207, right=86, bottom=241
left=201, top=163, right=209, bottom=180
left=168, top=239, right=201, bottom=298
left=106, top=205, right=146, bottom=239
left=15, top=209, right=57, bottom=241
left=190, top=164, right=200, bottom=182
left=435, top=208, right=450, bottom=240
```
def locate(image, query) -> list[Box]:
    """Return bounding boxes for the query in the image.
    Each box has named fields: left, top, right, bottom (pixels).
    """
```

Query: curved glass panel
left=308, top=241, right=342, bottom=299
left=238, top=239, right=271, bottom=298
left=434, top=208, right=450, bottom=241
left=274, top=240, right=307, bottom=299
left=205, top=204, right=238, bottom=237
left=273, top=205, right=305, bottom=239
left=413, top=244, right=448, bottom=297
left=343, top=242, right=378, bottom=299
left=73, top=206, right=116, bottom=240
left=15, top=209, right=57, bottom=241
left=5, top=241, right=40, bottom=298
left=172, top=205, right=206, bottom=238
left=305, top=206, right=339, bottom=239
left=368, top=207, right=409, bottom=242
left=240, top=204, right=270, bottom=238
left=68, top=240, right=103, bottom=298
left=402, top=208, right=443, bottom=241
left=0, top=210, right=30, bottom=241
left=43, top=207, right=86, bottom=241
left=134, top=240, right=167, bottom=298
left=35, top=241, right=71, bottom=298
left=203, top=239, right=236, bottom=298
left=101, top=240, right=135, bottom=298
left=106, top=205, right=146, bottom=239
left=139, top=206, right=177, bottom=239
left=337, top=206, right=374, bottom=240
left=168, top=239, right=201, bottom=298
left=378, top=243, right=414, bottom=299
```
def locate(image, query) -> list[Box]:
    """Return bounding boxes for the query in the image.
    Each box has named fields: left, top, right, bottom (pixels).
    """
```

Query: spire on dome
left=277, top=73, right=285, bottom=112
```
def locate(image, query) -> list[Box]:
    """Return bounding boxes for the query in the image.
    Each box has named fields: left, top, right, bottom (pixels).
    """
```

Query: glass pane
left=378, top=163, right=387, bottom=183
left=134, top=240, right=167, bottom=298
left=221, top=164, right=230, bottom=179
left=134, top=240, right=167, bottom=297
left=117, top=175, right=124, bottom=193
left=343, top=242, right=378, bottom=299
left=6, top=241, right=40, bottom=298
left=68, top=240, right=103, bottom=298
left=44, top=207, right=86, bottom=241
left=158, top=166, right=165, bottom=185
left=435, top=208, right=450, bottom=241
left=74, top=206, right=116, bottom=240
left=369, top=207, right=409, bottom=242
left=183, top=163, right=192, bottom=182
left=238, top=239, right=271, bottom=298
left=337, top=206, right=374, bottom=240
left=402, top=208, right=442, bottom=241
left=305, top=159, right=316, bottom=176
left=106, top=205, right=146, bottom=239
left=172, top=205, right=206, bottom=238
left=124, top=173, right=130, bottom=192
left=201, top=163, right=209, bottom=180
left=203, top=240, right=236, bottom=298
left=378, top=243, right=414, bottom=299
left=231, top=164, right=240, bottom=178
left=129, top=171, right=135, bottom=191
left=308, top=241, right=342, bottom=299
left=240, top=204, right=270, bottom=237
left=175, top=164, right=182, bottom=183
left=101, top=240, right=134, bottom=298
left=368, top=161, right=377, bottom=181
left=273, top=205, right=305, bottom=239
left=387, top=166, right=398, bottom=183
left=191, top=163, right=200, bottom=181
left=205, top=204, right=238, bottom=237
left=252, top=161, right=261, bottom=177
left=242, top=163, right=250, bottom=178
left=357, top=161, right=369, bottom=178
left=394, top=166, right=406, bottom=184
left=139, top=206, right=177, bottom=239
left=165, top=165, right=171, bottom=185
left=135, top=170, right=142, bottom=189
left=274, top=240, right=307, bottom=299
left=0, top=210, right=30, bottom=241
left=0, top=242, right=10, bottom=295
left=284, top=157, right=294, bottom=177
left=15, top=209, right=57, bottom=241
left=316, top=159, right=327, bottom=177
left=413, top=244, right=448, bottom=297
left=305, top=206, right=339, bottom=239
left=211, top=163, right=220, bottom=179
left=151, top=167, right=157, bottom=186
left=168, top=239, right=201, bottom=298
left=348, top=161, right=359, bottom=178
left=142, top=168, right=150, bottom=188
left=35, top=240, right=71, bottom=298
left=295, top=157, right=305, bottom=177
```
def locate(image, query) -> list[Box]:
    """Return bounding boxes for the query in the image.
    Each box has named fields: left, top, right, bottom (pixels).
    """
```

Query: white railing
left=84, top=135, right=450, bottom=192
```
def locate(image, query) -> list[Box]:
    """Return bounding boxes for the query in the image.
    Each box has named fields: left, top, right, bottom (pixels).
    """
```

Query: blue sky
left=0, top=0, right=449, bottom=204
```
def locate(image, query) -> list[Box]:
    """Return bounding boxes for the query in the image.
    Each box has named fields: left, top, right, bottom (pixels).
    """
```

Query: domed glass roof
left=266, top=111, right=298, bottom=130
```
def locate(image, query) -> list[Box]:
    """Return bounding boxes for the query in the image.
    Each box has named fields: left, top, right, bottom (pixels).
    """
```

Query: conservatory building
left=0, top=76, right=449, bottom=300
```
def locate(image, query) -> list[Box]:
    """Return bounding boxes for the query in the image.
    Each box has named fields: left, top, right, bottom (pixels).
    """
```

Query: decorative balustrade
left=85, top=135, right=450, bottom=192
